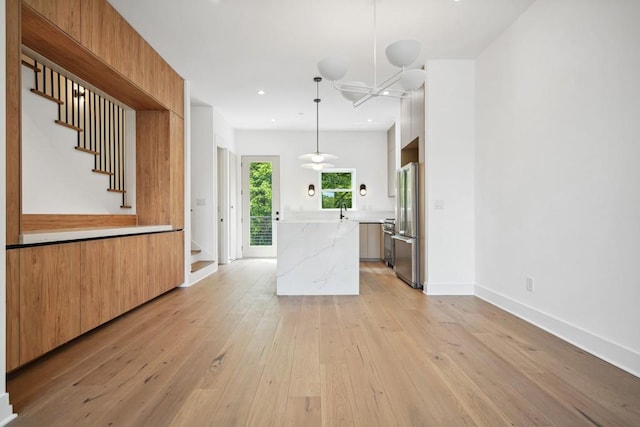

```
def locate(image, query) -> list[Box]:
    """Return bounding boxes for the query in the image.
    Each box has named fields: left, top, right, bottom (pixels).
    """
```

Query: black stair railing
left=22, top=53, right=130, bottom=209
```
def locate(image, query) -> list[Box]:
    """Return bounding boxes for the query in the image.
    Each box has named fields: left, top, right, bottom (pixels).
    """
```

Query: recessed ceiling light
left=382, top=91, right=390, bottom=96
left=367, top=118, right=373, bottom=123
left=271, top=118, right=277, bottom=123
left=257, top=90, right=265, bottom=95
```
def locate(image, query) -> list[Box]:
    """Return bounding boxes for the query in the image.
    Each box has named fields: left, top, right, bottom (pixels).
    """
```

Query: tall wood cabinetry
left=6, top=232, right=184, bottom=371
left=5, top=0, right=186, bottom=370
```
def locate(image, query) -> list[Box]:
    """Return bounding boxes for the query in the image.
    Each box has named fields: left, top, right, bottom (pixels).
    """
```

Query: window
left=320, top=169, right=355, bottom=209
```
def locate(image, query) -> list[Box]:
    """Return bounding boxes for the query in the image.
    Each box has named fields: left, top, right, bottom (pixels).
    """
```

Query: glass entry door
left=241, top=156, right=280, bottom=257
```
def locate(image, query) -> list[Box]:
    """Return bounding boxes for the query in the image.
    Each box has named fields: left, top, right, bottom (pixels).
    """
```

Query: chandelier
left=317, top=0, right=426, bottom=107
left=300, top=77, right=337, bottom=170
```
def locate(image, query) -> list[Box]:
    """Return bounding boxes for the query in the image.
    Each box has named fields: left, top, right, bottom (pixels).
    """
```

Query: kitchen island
left=276, top=220, right=359, bottom=295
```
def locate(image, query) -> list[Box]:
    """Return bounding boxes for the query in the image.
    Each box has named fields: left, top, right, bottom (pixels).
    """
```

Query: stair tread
left=191, top=249, right=202, bottom=255
left=31, top=89, right=63, bottom=105
left=191, top=260, right=214, bottom=273
left=55, top=119, right=82, bottom=132
left=21, top=60, right=40, bottom=72
left=120, top=205, right=132, bottom=209
left=92, top=168, right=113, bottom=176
left=75, top=146, right=99, bottom=155
left=107, top=188, right=126, bottom=193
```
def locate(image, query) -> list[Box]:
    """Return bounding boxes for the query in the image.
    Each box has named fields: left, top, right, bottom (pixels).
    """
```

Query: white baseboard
left=475, top=284, right=640, bottom=378
left=181, top=263, right=218, bottom=287
left=0, top=393, right=16, bottom=426
left=425, top=282, right=475, bottom=295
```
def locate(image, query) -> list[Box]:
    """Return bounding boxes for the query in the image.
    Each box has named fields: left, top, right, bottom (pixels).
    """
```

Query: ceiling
left=108, top=0, right=535, bottom=131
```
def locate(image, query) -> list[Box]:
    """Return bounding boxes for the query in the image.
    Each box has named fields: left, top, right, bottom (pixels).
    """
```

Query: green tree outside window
left=321, top=171, right=354, bottom=209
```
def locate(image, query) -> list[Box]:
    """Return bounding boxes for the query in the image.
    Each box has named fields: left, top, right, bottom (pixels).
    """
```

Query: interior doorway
left=241, top=156, right=280, bottom=258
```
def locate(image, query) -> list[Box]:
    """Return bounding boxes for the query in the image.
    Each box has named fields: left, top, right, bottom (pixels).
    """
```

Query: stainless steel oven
left=382, top=219, right=395, bottom=267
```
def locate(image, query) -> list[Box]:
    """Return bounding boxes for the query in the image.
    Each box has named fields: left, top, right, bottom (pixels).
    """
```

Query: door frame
left=241, top=156, right=280, bottom=258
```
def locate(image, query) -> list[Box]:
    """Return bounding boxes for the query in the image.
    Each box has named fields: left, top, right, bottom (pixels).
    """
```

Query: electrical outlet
left=526, top=276, right=534, bottom=292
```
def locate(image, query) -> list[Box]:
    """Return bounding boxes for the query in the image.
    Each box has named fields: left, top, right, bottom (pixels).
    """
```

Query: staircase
left=22, top=53, right=130, bottom=209
left=190, top=243, right=214, bottom=273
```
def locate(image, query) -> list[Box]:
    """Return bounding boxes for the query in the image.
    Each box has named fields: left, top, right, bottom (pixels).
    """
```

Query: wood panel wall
left=6, top=0, right=187, bottom=370
left=6, top=0, right=22, bottom=244
left=21, top=0, right=81, bottom=40
left=22, top=214, right=137, bottom=231
left=136, top=111, right=171, bottom=225
left=170, top=113, right=185, bottom=229
left=79, top=0, right=183, bottom=116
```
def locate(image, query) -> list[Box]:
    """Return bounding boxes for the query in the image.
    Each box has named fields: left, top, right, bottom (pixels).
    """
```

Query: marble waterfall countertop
left=276, top=220, right=359, bottom=295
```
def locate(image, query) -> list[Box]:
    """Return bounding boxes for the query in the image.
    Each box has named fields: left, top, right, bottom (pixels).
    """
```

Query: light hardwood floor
left=7, top=260, right=640, bottom=426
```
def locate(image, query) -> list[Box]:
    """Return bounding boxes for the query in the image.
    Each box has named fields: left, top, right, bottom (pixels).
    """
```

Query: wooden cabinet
left=7, top=231, right=183, bottom=370
left=148, top=231, right=184, bottom=299
left=359, top=223, right=382, bottom=261
left=119, top=234, right=148, bottom=312
left=400, top=80, right=425, bottom=150
left=6, top=249, right=21, bottom=371
left=23, top=0, right=82, bottom=41
left=20, top=243, right=82, bottom=365
left=81, top=238, right=122, bottom=332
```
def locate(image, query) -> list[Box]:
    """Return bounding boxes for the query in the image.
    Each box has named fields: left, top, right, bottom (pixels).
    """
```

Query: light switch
left=434, top=200, right=444, bottom=210
left=196, top=198, right=206, bottom=206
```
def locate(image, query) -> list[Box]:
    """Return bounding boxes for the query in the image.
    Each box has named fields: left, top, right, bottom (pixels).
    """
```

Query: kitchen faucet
left=339, top=202, right=348, bottom=220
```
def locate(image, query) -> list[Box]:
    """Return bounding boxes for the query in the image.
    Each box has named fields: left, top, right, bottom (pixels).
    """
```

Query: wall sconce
left=360, top=184, right=367, bottom=196
left=308, top=184, right=315, bottom=196
left=73, top=88, right=86, bottom=98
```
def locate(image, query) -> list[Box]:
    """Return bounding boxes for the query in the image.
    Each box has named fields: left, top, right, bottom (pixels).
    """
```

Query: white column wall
left=475, top=0, right=640, bottom=376
left=190, top=106, right=217, bottom=265
left=425, top=60, right=475, bottom=295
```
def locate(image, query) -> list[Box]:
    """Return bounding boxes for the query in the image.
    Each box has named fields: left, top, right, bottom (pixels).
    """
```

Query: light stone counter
left=276, top=220, right=359, bottom=295
left=20, top=225, right=173, bottom=244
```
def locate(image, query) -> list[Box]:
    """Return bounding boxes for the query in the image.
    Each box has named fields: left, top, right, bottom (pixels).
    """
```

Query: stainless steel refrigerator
left=392, top=162, right=421, bottom=289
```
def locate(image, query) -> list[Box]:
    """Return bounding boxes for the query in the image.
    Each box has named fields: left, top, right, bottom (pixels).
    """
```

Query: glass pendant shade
left=340, top=81, right=367, bottom=102
left=302, top=162, right=334, bottom=170
left=399, top=68, right=426, bottom=91
left=385, top=40, right=421, bottom=68
left=318, top=57, right=348, bottom=81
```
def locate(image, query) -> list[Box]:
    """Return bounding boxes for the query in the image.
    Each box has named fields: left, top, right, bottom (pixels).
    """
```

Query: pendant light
left=300, top=77, right=336, bottom=170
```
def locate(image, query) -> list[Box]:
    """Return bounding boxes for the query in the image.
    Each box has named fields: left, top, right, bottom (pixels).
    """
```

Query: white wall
left=425, top=60, right=475, bottom=295
left=236, top=130, right=394, bottom=222
left=1, top=0, right=16, bottom=422
left=475, top=0, right=640, bottom=376
left=187, top=104, right=238, bottom=283
left=190, top=106, right=216, bottom=263
left=21, top=67, right=136, bottom=214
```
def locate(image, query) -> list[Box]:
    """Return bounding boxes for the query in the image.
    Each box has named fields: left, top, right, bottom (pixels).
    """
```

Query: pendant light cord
left=315, top=77, right=321, bottom=154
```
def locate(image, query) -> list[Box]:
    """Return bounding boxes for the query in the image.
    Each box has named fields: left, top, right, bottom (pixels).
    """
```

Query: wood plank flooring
left=7, top=259, right=640, bottom=426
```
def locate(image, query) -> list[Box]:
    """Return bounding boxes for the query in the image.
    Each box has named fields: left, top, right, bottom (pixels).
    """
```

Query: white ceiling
left=108, top=0, right=535, bottom=131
